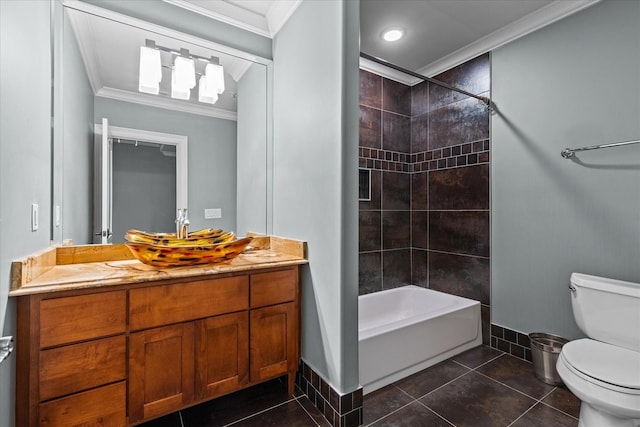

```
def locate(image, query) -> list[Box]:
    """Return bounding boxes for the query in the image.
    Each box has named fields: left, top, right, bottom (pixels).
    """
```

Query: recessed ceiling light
left=381, top=28, right=404, bottom=42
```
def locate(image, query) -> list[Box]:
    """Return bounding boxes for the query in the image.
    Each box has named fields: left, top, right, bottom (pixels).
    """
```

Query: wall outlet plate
left=204, top=208, right=222, bottom=219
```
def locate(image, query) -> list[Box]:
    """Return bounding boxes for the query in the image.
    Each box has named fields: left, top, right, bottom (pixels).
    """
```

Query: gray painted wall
left=237, top=63, right=269, bottom=236
left=491, top=0, right=640, bottom=340
left=61, top=8, right=94, bottom=245
left=112, top=143, right=176, bottom=243
left=273, top=0, right=360, bottom=394
left=94, top=98, right=238, bottom=234
left=0, top=2, right=53, bottom=425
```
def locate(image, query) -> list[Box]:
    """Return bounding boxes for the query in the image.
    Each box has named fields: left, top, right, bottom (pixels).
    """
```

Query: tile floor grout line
left=472, top=369, right=555, bottom=403
left=505, top=400, right=539, bottom=427
left=363, top=400, right=419, bottom=427
left=538, top=399, right=580, bottom=420
left=222, top=397, right=298, bottom=427
left=414, top=398, right=456, bottom=426
left=451, top=350, right=506, bottom=371
left=410, top=368, right=476, bottom=401
left=293, top=395, right=326, bottom=427
left=178, top=410, right=185, bottom=427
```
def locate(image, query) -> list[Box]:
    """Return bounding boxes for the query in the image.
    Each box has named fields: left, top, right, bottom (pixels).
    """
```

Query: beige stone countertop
left=9, top=235, right=307, bottom=297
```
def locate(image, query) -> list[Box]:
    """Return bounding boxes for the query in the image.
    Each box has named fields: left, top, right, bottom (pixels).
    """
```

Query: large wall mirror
left=52, top=0, right=272, bottom=245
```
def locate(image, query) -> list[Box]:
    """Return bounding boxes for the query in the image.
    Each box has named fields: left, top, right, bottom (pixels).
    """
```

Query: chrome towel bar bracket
left=0, top=336, right=14, bottom=365
left=561, top=138, right=640, bottom=159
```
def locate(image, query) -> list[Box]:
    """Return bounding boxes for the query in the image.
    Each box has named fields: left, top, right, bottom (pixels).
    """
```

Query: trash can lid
left=562, top=339, right=640, bottom=390
left=529, top=333, right=568, bottom=352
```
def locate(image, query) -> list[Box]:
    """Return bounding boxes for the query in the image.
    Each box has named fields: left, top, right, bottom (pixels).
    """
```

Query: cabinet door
left=250, top=302, right=297, bottom=385
left=195, top=312, right=249, bottom=400
left=129, top=323, right=194, bottom=422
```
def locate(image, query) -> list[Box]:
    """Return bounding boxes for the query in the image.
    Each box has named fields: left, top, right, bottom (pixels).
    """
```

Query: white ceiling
left=360, top=0, right=601, bottom=83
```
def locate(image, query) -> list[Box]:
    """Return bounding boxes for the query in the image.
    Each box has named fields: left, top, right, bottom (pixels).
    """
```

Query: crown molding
left=163, top=0, right=301, bottom=38
left=416, top=0, right=601, bottom=79
left=266, top=0, right=302, bottom=36
left=97, top=87, right=238, bottom=121
left=65, top=7, right=102, bottom=94
left=162, top=0, right=270, bottom=37
left=359, top=57, right=414, bottom=86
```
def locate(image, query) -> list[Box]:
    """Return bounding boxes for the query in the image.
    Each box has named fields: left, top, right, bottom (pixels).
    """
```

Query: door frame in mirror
left=95, top=124, right=188, bottom=210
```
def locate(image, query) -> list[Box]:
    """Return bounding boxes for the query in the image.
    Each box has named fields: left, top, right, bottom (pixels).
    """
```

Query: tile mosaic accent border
left=358, top=139, right=489, bottom=173
left=296, top=360, right=363, bottom=427
left=490, top=324, right=533, bottom=362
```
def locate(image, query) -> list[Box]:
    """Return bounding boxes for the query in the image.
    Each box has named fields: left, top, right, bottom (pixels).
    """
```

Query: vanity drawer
left=39, top=291, right=126, bottom=348
left=250, top=269, right=297, bottom=308
left=39, top=381, right=126, bottom=427
left=129, top=276, right=249, bottom=330
left=39, top=335, right=126, bottom=401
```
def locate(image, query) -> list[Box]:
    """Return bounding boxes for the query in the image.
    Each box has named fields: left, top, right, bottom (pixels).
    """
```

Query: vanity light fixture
left=138, top=40, right=225, bottom=104
left=138, top=44, right=162, bottom=94
left=171, top=53, right=195, bottom=100
left=198, top=60, right=225, bottom=104
left=381, top=27, right=404, bottom=42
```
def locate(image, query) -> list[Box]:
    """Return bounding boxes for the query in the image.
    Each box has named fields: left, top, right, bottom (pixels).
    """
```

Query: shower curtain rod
left=360, top=52, right=494, bottom=109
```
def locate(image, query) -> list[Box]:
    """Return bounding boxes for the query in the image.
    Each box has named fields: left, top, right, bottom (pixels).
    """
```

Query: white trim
left=162, top=0, right=271, bottom=37
left=95, top=124, right=189, bottom=210
left=62, top=0, right=271, bottom=65
left=359, top=57, right=415, bottom=86
left=162, top=0, right=301, bottom=38
left=97, top=87, right=238, bottom=121
left=266, top=0, right=302, bottom=36
left=415, top=0, right=601, bottom=79
left=65, top=5, right=102, bottom=94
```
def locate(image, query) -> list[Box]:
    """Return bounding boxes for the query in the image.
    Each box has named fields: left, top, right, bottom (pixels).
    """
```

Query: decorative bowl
left=125, top=228, right=235, bottom=247
left=125, top=236, right=253, bottom=268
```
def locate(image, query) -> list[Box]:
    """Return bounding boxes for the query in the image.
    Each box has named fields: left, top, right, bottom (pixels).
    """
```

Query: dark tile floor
left=140, top=346, right=581, bottom=427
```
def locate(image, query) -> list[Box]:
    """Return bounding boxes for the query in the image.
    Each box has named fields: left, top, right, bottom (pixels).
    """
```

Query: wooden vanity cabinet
left=16, top=290, right=128, bottom=427
left=16, top=266, right=300, bottom=426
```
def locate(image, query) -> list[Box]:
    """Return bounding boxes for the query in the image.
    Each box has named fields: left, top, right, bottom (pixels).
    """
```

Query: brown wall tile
left=359, top=211, right=381, bottom=252
left=412, top=249, right=428, bottom=287
left=411, top=114, right=429, bottom=153
left=428, top=97, right=489, bottom=150
left=411, top=81, right=429, bottom=116
left=382, top=112, right=411, bottom=153
left=360, top=69, right=381, bottom=108
left=359, top=105, right=382, bottom=149
left=383, top=211, right=411, bottom=249
left=430, top=53, right=490, bottom=110
left=383, top=78, right=411, bottom=115
left=382, top=171, right=410, bottom=210
left=429, top=164, right=489, bottom=210
left=429, top=211, right=489, bottom=257
left=359, top=252, right=382, bottom=295
left=411, top=171, right=428, bottom=211
left=428, top=251, right=489, bottom=304
left=383, top=249, right=412, bottom=289
left=411, top=211, right=428, bottom=249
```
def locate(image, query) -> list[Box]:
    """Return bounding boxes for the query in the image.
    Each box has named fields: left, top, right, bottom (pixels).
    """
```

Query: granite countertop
left=9, top=235, right=307, bottom=297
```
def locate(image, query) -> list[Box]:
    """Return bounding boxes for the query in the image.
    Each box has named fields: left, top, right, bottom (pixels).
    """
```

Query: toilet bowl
left=557, top=273, right=640, bottom=427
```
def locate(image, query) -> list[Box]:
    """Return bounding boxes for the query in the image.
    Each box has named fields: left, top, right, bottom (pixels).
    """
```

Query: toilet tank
left=570, top=273, right=640, bottom=352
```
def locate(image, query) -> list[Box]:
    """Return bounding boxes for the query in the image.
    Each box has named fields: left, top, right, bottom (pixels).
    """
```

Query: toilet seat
left=561, top=339, right=640, bottom=393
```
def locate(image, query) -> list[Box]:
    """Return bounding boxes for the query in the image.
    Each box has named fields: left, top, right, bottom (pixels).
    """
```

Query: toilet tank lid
left=570, top=273, right=640, bottom=298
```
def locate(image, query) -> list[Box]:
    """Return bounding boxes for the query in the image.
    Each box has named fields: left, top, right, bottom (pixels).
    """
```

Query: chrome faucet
left=176, top=208, right=190, bottom=239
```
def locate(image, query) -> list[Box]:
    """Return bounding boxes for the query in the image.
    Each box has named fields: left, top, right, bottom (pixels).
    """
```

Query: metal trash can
left=528, top=333, right=569, bottom=385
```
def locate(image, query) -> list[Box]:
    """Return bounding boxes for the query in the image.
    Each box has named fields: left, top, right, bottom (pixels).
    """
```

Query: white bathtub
left=359, top=285, right=482, bottom=394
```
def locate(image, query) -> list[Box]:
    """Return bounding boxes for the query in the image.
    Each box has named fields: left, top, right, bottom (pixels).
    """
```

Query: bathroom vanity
left=10, top=236, right=306, bottom=426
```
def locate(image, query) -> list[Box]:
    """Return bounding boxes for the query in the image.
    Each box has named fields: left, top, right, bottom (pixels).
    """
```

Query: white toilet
left=556, top=272, right=640, bottom=427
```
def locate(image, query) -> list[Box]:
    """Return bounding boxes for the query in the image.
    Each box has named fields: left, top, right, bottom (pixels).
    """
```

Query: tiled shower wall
left=358, top=54, right=491, bottom=343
